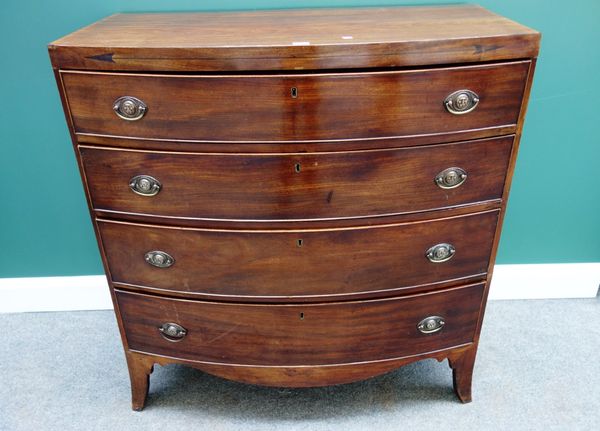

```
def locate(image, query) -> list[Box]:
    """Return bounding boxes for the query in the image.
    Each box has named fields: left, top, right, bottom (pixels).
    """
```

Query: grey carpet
left=1, top=298, right=598, bottom=431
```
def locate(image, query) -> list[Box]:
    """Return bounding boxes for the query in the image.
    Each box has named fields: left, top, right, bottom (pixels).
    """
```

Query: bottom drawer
left=116, top=283, right=483, bottom=366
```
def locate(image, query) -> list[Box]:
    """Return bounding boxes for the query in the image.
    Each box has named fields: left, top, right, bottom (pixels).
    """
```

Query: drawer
left=99, top=210, right=498, bottom=300
left=62, top=61, right=529, bottom=142
left=81, top=137, right=512, bottom=222
left=116, top=283, right=483, bottom=365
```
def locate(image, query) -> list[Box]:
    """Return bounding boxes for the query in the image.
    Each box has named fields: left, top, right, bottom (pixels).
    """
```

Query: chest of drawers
left=49, top=5, right=540, bottom=410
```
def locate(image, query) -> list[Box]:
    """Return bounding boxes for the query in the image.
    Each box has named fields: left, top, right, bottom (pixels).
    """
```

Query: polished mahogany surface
left=49, top=5, right=540, bottom=410
left=80, top=137, right=513, bottom=222
left=99, top=211, right=498, bottom=300
left=49, top=5, right=540, bottom=71
left=62, top=62, right=529, bottom=142
left=116, top=284, right=483, bottom=366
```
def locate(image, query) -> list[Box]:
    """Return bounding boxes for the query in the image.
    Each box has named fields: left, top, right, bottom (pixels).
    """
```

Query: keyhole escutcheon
left=294, top=163, right=301, bottom=173
left=291, top=87, right=298, bottom=98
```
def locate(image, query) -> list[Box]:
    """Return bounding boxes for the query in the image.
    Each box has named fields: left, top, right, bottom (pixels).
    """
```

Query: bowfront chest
left=49, top=5, right=540, bottom=410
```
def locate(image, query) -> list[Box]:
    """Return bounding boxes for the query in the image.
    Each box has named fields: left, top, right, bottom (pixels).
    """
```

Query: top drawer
left=61, top=61, right=529, bottom=142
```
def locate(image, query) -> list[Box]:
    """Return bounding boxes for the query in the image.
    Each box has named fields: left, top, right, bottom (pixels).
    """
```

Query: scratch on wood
left=205, top=323, right=241, bottom=344
left=326, top=190, right=334, bottom=203
left=473, top=44, right=501, bottom=54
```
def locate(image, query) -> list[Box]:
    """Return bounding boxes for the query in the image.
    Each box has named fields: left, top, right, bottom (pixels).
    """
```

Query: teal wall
left=1, top=1, right=599, bottom=278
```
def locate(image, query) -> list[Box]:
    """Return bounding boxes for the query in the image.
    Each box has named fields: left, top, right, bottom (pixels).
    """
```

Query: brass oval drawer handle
left=129, top=175, right=161, bottom=196
left=158, top=322, right=187, bottom=342
left=417, top=316, right=445, bottom=334
left=435, top=167, right=467, bottom=189
left=113, top=96, right=147, bottom=121
left=144, top=251, right=174, bottom=268
left=444, top=89, right=479, bottom=115
left=426, top=243, right=455, bottom=263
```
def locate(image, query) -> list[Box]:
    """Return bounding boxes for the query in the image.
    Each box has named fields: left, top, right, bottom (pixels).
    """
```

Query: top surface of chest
left=49, top=5, right=540, bottom=72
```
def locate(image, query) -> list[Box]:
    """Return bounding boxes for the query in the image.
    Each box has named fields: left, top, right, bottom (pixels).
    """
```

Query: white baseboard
left=0, top=263, right=598, bottom=313
left=0, top=275, right=111, bottom=313
left=488, top=263, right=600, bottom=300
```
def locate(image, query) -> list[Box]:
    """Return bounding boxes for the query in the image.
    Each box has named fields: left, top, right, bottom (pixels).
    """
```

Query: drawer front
left=81, top=137, right=512, bottom=222
left=63, top=62, right=529, bottom=142
left=116, top=283, right=483, bottom=365
left=99, top=211, right=498, bottom=299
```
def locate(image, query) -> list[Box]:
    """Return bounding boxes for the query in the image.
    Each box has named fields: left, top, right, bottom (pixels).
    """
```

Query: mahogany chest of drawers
left=49, top=5, right=540, bottom=410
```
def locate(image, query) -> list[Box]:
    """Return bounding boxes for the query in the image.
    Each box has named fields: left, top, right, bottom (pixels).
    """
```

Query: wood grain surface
left=62, top=62, right=529, bottom=142
left=98, top=210, right=498, bottom=300
left=116, top=283, right=483, bottom=366
left=80, top=136, right=512, bottom=222
left=48, top=5, right=540, bottom=71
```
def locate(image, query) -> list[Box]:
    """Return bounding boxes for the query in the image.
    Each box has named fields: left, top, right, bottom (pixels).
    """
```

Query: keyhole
left=297, top=239, right=303, bottom=247
left=294, top=163, right=301, bottom=173
left=299, top=312, right=304, bottom=320
left=291, top=87, right=298, bottom=98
